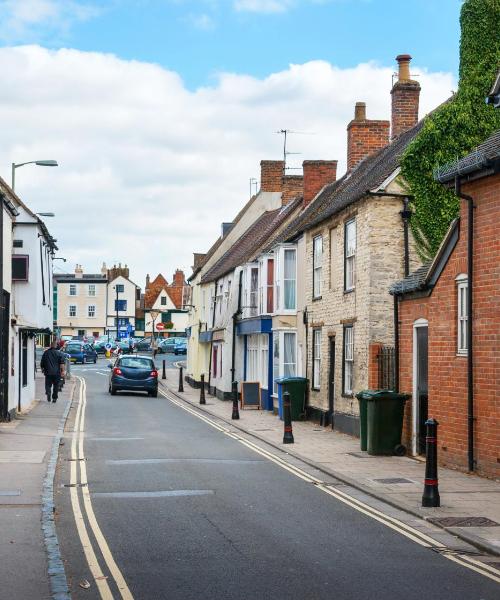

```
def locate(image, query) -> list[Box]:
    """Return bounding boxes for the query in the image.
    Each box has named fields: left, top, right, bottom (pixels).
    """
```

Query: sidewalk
left=161, top=368, right=500, bottom=557
left=0, top=373, right=73, bottom=600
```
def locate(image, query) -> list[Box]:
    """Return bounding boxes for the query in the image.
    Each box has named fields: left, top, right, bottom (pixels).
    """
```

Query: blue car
left=174, top=340, right=187, bottom=355
left=108, top=355, right=158, bottom=397
left=64, top=342, right=98, bottom=364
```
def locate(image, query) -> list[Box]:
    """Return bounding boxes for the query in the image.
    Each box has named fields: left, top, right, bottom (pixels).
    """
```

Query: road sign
left=156, top=323, right=165, bottom=331
left=105, top=343, right=112, bottom=350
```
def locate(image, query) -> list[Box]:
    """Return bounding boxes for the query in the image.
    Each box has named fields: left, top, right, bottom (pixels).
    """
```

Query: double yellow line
left=159, top=388, right=500, bottom=585
left=71, top=377, right=134, bottom=599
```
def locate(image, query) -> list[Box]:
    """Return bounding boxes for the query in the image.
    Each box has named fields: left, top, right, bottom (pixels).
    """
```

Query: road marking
left=93, top=490, right=215, bottom=498
left=106, top=458, right=264, bottom=465
left=159, top=388, right=500, bottom=584
left=89, top=437, right=144, bottom=442
left=71, top=377, right=134, bottom=600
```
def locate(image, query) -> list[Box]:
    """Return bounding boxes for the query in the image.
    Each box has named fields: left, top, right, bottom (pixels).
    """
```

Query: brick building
left=391, top=130, right=500, bottom=478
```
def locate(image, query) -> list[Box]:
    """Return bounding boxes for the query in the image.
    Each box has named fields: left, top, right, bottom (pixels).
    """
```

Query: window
left=283, top=332, right=296, bottom=377
left=275, top=248, right=296, bottom=312
left=212, top=345, right=218, bottom=378
left=226, top=280, right=232, bottom=305
left=343, top=325, right=354, bottom=395
left=218, top=283, right=223, bottom=314
left=69, top=284, right=77, bottom=296
left=259, top=257, right=274, bottom=315
left=249, top=267, right=259, bottom=317
left=344, top=219, right=356, bottom=291
left=312, top=329, right=322, bottom=389
left=115, top=299, right=127, bottom=311
left=88, top=284, right=96, bottom=297
left=115, top=284, right=124, bottom=293
left=457, top=276, right=468, bottom=355
left=161, top=296, right=167, bottom=306
left=313, top=236, right=323, bottom=298
left=78, top=329, right=85, bottom=337
left=246, top=334, right=269, bottom=388
left=266, top=258, right=274, bottom=313
left=12, top=255, right=29, bottom=281
left=273, top=331, right=298, bottom=394
left=69, top=305, right=77, bottom=317
left=88, top=305, right=96, bottom=318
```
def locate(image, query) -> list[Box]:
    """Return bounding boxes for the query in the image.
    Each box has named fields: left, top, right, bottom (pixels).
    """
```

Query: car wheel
left=110, top=386, right=117, bottom=396
left=149, top=390, right=158, bottom=398
left=94, top=358, right=97, bottom=364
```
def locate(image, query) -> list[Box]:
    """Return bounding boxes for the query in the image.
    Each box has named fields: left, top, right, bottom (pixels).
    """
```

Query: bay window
left=344, top=219, right=356, bottom=291
left=313, top=236, right=323, bottom=299
left=249, top=267, right=259, bottom=317
left=259, top=257, right=274, bottom=314
left=275, top=246, right=297, bottom=312
left=246, top=334, right=269, bottom=389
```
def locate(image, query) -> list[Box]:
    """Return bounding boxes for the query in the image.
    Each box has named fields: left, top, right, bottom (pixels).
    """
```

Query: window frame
left=312, top=328, right=322, bottom=390
left=344, top=218, right=356, bottom=292
left=342, top=325, right=354, bottom=396
left=69, top=283, right=77, bottom=296
left=115, top=284, right=125, bottom=293
left=88, top=304, right=96, bottom=318
left=88, top=284, right=96, bottom=297
left=312, top=235, right=323, bottom=299
left=275, top=246, right=297, bottom=313
left=272, top=330, right=298, bottom=395
left=456, top=275, right=468, bottom=355
left=68, top=304, right=77, bottom=317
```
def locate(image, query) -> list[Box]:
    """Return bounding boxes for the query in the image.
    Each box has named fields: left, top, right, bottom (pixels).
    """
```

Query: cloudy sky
left=0, top=0, right=460, bottom=286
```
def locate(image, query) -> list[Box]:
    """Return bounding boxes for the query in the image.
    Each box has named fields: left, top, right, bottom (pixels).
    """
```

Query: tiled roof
left=389, top=263, right=432, bottom=295
left=201, top=198, right=301, bottom=284
left=435, top=129, right=500, bottom=183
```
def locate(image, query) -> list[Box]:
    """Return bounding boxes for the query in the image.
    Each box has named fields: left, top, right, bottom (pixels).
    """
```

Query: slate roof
left=54, top=273, right=106, bottom=282
left=389, top=263, right=432, bottom=295
left=201, top=197, right=302, bottom=284
left=435, top=129, right=500, bottom=183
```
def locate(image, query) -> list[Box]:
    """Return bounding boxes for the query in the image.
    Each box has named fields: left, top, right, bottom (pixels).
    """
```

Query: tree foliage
left=400, top=0, right=500, bottom=260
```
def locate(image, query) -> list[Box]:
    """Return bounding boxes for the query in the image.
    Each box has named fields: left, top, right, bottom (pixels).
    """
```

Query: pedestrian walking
left=40, top=341, right=65, bottom=403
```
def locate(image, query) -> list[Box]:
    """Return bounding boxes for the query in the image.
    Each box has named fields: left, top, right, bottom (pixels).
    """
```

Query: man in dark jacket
left=40, top=341, right=65, bottom=403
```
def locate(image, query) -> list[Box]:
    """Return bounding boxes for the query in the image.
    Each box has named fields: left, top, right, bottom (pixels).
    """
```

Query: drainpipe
left=207, top=280, right=218, bottom=392
left=393, top=295, right=400, bottom=393
left=400, top=197, right=412, bottom=278
left=455, top=177, right=474, bottom=473
left=230, top=270, right=243, bottom=384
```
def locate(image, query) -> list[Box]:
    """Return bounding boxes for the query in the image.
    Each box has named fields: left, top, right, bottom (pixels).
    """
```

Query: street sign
left=105, top=343, right=112, bottom=350
left=156, top=323, right=165, bottom=331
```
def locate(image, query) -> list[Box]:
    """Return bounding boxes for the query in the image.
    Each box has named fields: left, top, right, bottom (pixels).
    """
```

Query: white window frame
left=344, top=219, right=356, bottom=292
left=88, top=284, right=96, bottom=297
left=343, top=325, right=354, bottom=395
left=456, top=274, right=468, bottom=355
left=246, top=334, right=269, bottom=389
left=272, top=330, right=298, bottom=395
left=68, top=304, right=77, bottom=317
left=258, top=255, right=275, bottom=315
left=313, top=235, right=323, bottom=299
left=69, top=283, right=77, bottom=296
left=275, top=246, right=297, bottom=313
left=88, top=305, right=96, bottom=318
left=312, top=328, right=321, bottom=389
left=249, top=266, right=259, bottom=318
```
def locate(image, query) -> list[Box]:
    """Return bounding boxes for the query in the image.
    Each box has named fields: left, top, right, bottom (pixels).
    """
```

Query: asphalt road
left=55, top=364, right=499, bottom=600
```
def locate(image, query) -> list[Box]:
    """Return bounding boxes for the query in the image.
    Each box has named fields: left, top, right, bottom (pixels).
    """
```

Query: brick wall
left=398, top=172, right=500, bottom=478
left=260, top=160, right=284, bottom=192
left=347, top=102, right=390, bottom=171
left=390, top=55, right=420, bottom=140
left=281, top=175, right=303, bottom=206
left=303, top=160, right=337, bottom=207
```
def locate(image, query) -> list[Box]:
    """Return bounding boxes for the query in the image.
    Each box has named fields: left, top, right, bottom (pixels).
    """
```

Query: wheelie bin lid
left=355, top=389, right=410, bottom=401
left=278, top=376, right=308, bottom=384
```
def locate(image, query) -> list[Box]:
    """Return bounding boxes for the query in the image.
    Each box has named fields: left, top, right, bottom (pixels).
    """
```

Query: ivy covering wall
left=400, top=0, right=500, bottom=260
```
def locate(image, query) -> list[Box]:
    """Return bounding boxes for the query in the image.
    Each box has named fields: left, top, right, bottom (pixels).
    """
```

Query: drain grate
left=428, top=516, right=500, bottom=528
left=373, top=477, right=414, bottom=484
left=62, top=483, right=88, bottom=488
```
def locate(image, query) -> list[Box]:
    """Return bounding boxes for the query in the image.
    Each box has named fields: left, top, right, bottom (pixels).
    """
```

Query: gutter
left=454, top=178, right=475, bottom=473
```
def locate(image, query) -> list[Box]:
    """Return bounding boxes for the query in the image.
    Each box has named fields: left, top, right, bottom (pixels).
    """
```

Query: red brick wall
left=390, top=81, right=420, bottom=140
left=260, top=160, right=284, bottom=192
left=281, top=175, right=303, bottom=206
left=398, top=173, right=500, bottom=478
left=303, top=160, right=337, bottom=206
left=347, top=118, right=390, bottom=171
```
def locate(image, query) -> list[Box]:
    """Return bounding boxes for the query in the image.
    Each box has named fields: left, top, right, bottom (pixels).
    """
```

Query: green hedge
left=400, top=0, right=500, bottom=260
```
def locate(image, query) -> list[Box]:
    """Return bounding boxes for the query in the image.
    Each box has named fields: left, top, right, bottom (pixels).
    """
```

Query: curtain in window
left=283, top=332, right=296, bottom=377
left=283, top=250, right=296, bottom=309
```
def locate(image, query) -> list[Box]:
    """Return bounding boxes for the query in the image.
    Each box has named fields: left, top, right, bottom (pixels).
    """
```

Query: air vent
left=13, top=240, right=23, bottom=248
left=12, top=255, right=29, bottom=281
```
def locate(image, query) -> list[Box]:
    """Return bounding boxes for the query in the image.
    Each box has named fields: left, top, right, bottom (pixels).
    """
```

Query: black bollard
left=200, top=374, right=206, bottom=405
left=231, top=381, right=240, bottom=420
left=422, top=418, right=440, bottom=507
left=178, top=365, right=184, bottom=393
left=283, top=391, right=294, bottom=444
left=162, top=359, right=166, bottom=380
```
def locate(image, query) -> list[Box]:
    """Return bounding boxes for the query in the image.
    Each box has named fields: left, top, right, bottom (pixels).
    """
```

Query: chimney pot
left=391, top=54, right=421, bottom=140
left=396, top=54, right=412, bottom=81
left=354, top=102, right=366, bottom=121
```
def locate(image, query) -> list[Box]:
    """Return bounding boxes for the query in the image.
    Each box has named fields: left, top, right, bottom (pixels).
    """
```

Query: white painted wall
left=106, top=275, right=138, bottom=334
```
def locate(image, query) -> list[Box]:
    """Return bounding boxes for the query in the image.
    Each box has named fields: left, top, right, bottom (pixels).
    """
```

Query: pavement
left=0, top=371, right=74, bottom=600
left=160, top=366, right=500, bottom=558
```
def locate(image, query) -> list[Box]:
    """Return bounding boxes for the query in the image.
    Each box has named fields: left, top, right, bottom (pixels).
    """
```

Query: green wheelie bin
left=280, top=377, right=308, bottom=421
left=355, top=391, right=370, bottom=451
left=362, top=390, right=410, bottom=456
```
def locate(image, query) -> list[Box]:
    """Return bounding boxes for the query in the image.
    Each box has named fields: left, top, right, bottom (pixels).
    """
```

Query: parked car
left=108, top=355, right=158, bottom=397
left=158, top=337, right=182, bottom=354
left=174, top=340, right=187, bottom=355
left=135, top=337, right=152, bottom=351
left=64, top=342, right=98, bottom=364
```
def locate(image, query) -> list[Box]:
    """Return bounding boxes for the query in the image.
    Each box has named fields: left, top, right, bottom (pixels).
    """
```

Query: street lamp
left=11, top=160, right=58, bottom=192
left=36, top=212, right=55, bottom=217
left=114, top=285, right=121, bottom=342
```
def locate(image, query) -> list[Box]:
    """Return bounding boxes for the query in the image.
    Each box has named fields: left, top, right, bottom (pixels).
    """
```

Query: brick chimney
left=347, top=102, right=390, bottom=171
left=145, top=274, right=150, bottom=288
left=302, top=160, right=337, bottom=207
left=281, top=175, right=303, bottom=206
left=260, top=160, right=284, bottom=192
left=74, top=264, right=83, bottom=279
left=391, top=54, right=420, bottom=140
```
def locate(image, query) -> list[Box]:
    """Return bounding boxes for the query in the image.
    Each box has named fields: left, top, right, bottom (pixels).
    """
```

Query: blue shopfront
left=236, top=317, right=273, bottom=411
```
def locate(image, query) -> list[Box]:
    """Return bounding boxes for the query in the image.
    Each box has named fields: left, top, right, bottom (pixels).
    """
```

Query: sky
left=0, top=0, right=462, bottom=286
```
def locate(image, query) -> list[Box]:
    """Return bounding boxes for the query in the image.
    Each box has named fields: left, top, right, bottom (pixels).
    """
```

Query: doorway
left=328, top=337, right=335, bottom=429
left=413, top=321, right=428, bottom=455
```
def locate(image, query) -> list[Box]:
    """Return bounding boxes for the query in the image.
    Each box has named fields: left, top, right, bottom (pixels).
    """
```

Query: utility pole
left=114, top=285, right=120, bottom=341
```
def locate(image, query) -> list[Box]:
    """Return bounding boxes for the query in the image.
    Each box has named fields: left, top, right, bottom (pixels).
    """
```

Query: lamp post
left=114, top=285, right=120, bottom=342
left=11, top=160, right=58, bottom=192
left=150, top=310, right=160, bottom=356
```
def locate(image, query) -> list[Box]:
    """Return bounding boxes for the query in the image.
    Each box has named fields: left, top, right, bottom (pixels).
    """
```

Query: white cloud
left=234, top=0, right=294, bottom=13
left=186, top=12, right=216, bottom=30
left=0, top=45, right=455, bottom=284
left=0, top=0, right=100, bottom=43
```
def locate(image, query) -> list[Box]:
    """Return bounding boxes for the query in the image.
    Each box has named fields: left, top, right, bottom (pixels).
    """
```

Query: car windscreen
left=66, top=345, right=83, bottom=353
left=119, top=357, right=154, bottom=369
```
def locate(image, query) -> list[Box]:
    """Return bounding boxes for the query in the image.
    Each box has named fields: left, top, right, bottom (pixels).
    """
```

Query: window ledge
left=456, top=351, right=468, bottom=357
left=311, top=386, right=320, bottom=392
left=341, top=393, right=354, bottom=398
left=343, top=289, right=355, bottom=295
left=312, top=296, right=322, bottom=302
